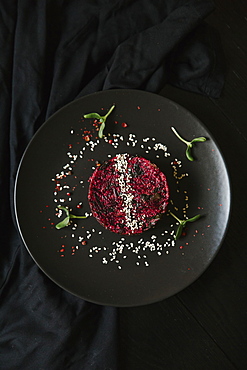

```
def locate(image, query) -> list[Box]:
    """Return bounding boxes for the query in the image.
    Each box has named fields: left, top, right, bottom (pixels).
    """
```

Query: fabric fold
left=0, top=1, right=224, bottom=369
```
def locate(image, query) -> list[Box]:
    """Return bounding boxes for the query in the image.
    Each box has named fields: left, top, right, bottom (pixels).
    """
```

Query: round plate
left=14, top=89, right=231, bottom=306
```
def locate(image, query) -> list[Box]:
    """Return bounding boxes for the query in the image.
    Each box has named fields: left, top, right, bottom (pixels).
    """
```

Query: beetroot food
left=88, top=153, right=169, bottom=235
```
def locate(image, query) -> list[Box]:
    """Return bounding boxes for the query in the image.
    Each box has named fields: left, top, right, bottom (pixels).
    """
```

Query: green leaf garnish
left=83, top=113, right=102, bottom=120
left=55, top=216, right=70, bottom=229
left=191, top=137, right=207, bottom=143
left=185, top=146, right=194, bottom=162
left=171, top=127, right=207, bottom=161
left=55, top=206, right=88, bottom=230
left=83, top=105, right=115, bottom=138
left=98, top=119, right=105, bottom=139
left=169, top=211, right=201, bottom=240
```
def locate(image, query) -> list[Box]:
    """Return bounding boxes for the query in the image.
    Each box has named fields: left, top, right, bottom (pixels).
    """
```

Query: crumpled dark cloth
left=0, top=0, right=224, bottom=369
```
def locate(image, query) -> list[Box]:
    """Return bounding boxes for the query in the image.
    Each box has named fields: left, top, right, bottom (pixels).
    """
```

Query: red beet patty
left=88, top=153, right=169, bottom=235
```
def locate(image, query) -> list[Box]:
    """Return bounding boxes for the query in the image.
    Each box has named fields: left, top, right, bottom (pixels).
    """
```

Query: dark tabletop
left=119, top=1, right=247, bottom=369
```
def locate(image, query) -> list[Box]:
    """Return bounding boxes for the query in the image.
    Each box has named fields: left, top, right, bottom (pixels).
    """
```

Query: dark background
left=120, top=0, right=247, bottom=370
left=119, top=1, right=247, bottom=369
left=1, top=0, right=247, bottom=369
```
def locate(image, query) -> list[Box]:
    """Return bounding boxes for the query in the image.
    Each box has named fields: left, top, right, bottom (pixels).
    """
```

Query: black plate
left=14, top=89, right=231, bottom=306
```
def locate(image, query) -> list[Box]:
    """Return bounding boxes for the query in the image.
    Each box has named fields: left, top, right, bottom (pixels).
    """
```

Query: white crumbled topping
left=153, top=142, right=167, bottom=152
left=153, top=142, right=171, bottom=157
left=114, top=154, right=143, bottom=231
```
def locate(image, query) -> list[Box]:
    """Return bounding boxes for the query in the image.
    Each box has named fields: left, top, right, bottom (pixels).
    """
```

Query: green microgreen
left=55, top=206, right=88, bottom=230
left=171, top=126, right=207, bottom=161
left=169, top=211, right=201, bottom=240
left=83, top=104, right=115, bottom=138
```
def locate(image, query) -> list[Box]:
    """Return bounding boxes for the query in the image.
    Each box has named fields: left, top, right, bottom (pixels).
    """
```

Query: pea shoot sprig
left=55, top=206, right=88, bottom=229
left=169, top=211, right=201, bottom=240
left=83, top=105, right=115, bottom=138
left=171, top=126, right=206, bottom=161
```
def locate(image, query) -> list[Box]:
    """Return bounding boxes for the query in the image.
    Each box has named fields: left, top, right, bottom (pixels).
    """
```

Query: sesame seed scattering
left=45, top=104, right=206, bottom=268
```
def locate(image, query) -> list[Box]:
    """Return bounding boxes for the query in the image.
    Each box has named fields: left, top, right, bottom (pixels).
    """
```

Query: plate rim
left=14, top=89, right=232, bottom=306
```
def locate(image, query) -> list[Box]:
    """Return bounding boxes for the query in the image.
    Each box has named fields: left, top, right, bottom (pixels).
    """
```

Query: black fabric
left=0, top=1, right=224, bottom=369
